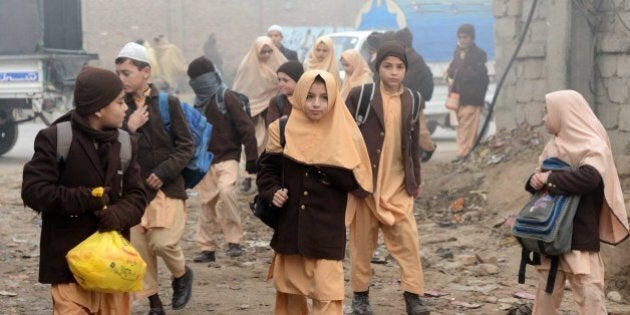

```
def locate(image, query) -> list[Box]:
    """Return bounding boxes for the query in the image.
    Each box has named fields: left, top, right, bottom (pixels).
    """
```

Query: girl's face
left=277, top=72, right=297, bottom=96
left=304, top=81, right=329, bottom=121
left=340, top=57, right=354, bottom=77
left=258, top=44, right=274, bottom=63
left=543, top=105, right=555, bottom=135
left=315, top=43, right=329, bottom=62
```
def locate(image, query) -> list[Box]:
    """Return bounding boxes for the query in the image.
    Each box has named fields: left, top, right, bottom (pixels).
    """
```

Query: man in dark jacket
left=186, top=56, right=258, bottom=263
left=446, top=24, right=489, bottom=162
left=22, top=66, right=148, bottom=314
left=115, top=42, right=195, bottom=314
left=268, top=24, right=299, bottom=61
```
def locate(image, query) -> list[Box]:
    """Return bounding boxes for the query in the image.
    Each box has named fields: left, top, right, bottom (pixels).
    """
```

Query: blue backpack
left=158, top=92, right=213, bottom=189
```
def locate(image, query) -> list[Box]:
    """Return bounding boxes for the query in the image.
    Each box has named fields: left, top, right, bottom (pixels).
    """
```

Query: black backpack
left=216, top=86, right=252, bottom=118
left=354, top=83, right=422, bottom=126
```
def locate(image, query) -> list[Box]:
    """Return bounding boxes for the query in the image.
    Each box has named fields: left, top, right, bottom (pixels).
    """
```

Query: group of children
left=20, top=23, right=630, bottom=315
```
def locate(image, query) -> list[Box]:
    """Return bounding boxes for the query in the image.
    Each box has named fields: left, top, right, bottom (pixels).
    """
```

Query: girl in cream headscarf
left=256, top=70, right=372, bottom=315
left=233, top=36, right=287, bottom=155
left=233, top=36, right=287, bottom=192
left=526, top=90, right=629, bottom=315
left=339, top=49, right=373, bottom=100
left=303, top=36, right=341, bottom=84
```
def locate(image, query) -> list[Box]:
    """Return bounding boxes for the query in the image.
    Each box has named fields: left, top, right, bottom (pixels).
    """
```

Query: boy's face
left=95, top=91, right=128, bottom=129
left=378, top=56, right=406, bottom=90
left=115, top=59, right=150, bottom=94
left=268, top=30, right=283, bottom=47
left=277, top=72, right=297, bottom=96
left=458, top=33, right=473, bottom=49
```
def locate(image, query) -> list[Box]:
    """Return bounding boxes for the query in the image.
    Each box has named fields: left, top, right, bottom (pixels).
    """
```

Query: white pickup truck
left=0, top=52, right=96, bottom=156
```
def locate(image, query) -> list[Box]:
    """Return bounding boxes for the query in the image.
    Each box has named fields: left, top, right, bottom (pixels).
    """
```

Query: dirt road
left=2, top=124, right=629, bottom=314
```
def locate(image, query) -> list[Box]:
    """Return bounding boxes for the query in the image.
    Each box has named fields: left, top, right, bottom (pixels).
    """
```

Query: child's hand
left=272, top=188, right=288, bottom=208
left=530, top=171, right=551, bottom=190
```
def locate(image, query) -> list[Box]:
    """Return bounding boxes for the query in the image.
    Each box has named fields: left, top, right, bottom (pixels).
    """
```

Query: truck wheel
left=0, top=122, right=18, bottom=156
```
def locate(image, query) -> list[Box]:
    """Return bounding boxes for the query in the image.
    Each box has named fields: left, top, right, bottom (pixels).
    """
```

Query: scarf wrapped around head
left=266, top=70, right=372, bottom=193
left=304, top=36, right=341, bottom=84
left=539, top=90, right=629, bottom=244
left=233, top=36, right=287, bottom=116
left=339, top=49, right=374, bottom=100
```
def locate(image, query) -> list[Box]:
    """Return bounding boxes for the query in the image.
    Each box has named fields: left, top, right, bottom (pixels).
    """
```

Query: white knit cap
left=117, top=42, right=151, bottom=65
left=267, top=24, right=283, bottom=34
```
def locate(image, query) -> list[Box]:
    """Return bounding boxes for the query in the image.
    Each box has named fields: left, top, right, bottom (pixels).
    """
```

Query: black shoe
left=403, top=291, right=431, bottom=315
left=171, top=266, right=193, bottom=310
left=192, top=250, right=215, bottom=263
left=421, top=144, right=437, bottom=162
left=351, top=291, right=374, bottom=315
left=226, top=243, right=243, bottom=257
left=148, top=307, right=166, bottom=315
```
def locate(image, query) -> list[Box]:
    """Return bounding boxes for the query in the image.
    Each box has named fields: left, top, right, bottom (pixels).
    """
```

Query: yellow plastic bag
left=66, top=231, right=146, bottom=293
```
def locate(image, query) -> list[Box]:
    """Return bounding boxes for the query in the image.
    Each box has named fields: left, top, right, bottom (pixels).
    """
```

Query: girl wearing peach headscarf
left=233, top=36, right=287, bottom=155
left=526, top=90, right=629, bottom=315
left=339, top=49, right=373, bottom=100
left=303, top=36, right=341, bottom=84
left=257, top=70, right=372, bottom=315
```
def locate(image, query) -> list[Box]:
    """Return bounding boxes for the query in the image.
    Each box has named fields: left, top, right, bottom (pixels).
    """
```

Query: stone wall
left=81, top=0, right=361, bottom=84
left=494, top=0, right=630, bottom=293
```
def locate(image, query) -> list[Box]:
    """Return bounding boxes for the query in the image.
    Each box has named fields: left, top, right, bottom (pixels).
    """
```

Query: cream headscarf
left=539, top=90, right=629, bottom=245
left=233, top=36, right=287, bottom=116
left=304, top=36, right=341, bottom=84
left=339, top=49, right=374, bottom=100
left=266, top=70, right=372, bottom=193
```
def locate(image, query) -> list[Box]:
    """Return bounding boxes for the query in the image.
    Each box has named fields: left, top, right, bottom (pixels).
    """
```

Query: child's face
left=304, top=81, right=328, bottom=121
left=378, top=56, right=405, bottom=90
left=97, top=91, right=128, bottom=129
left=341, top=57, right=354, bottom=77
left=258, top=44, right=274, bottom=63
left=314, top=43, right=329, bottom=62
left=277, top=72, right=297, bottom=96
left=115, top=59, right=150, bottom=94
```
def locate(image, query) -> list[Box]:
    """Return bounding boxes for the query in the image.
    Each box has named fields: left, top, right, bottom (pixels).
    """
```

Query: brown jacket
left=200, top=90, right=257, bottom=164
left=526, top=165, right=603, bottom=251
left=264, top=94, right=293, bottom=126
left=345, top=83, right=421, bottom=195
left=22, top=114, right=147, bottom=284
left=446, top=44, right=489, bottom=106
left=123, top=85, right=194, bottom=201
left=257, top=153, right=359, bottom=260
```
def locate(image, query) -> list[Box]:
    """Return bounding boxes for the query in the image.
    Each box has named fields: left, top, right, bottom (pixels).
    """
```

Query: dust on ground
left=1, top=125, right=630, bottom=315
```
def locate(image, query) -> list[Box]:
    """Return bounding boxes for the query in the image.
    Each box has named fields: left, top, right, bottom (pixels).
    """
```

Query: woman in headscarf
left=256, top=70, right=372, bottom=315
left=526, top=90, right=629, bottom=315
left=265, top=60, right=304, bottom=126
left=233, top=36, right=287, bottom=156
left=233, top=36, right=287, bottom=193
left=339, top=49, right=373, bottom=101
left=303, top=36, right=341, bottom=84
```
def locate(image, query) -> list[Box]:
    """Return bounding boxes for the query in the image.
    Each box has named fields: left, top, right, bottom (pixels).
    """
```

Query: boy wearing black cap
left=345, top=42, right=431, bottom=315
left=186, top=56, right=258, bottom=263
left=115, top=42, right=195, bottom=314
left=265, top=60, right=304, bottom=125
left=22, top=66, right=148, bottom=314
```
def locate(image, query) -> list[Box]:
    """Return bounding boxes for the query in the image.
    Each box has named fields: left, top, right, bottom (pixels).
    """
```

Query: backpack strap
left=355, top=83, right=375, bottom=126
left=117, top=129, right=131, bottom=172
left=545, top=256, right=560, bottom=294
left=215, top=86, right=228, bottom=115
left=279, top=116, right=288, bottom=148
left=56, top=121, right=72, bottom=162
left=407, top=88, right=422, bottom=123
left=56, top=121, right=131, bottom=173
left=276, top=94, right=286, bottom=116
left=158, top=92, right=171, bottom=128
